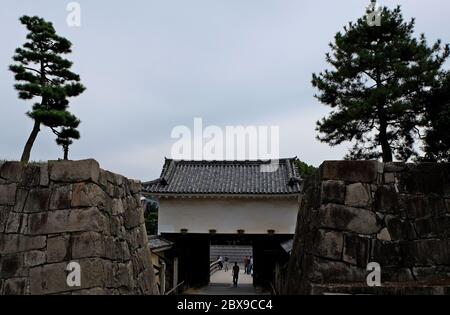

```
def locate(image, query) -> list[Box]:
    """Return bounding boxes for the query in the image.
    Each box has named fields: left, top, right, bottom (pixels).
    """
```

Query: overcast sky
left=1, top=0, right=449, bottom=180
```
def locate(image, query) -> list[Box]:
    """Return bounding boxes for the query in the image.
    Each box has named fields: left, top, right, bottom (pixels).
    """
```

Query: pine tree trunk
left=20, top=120, right=40, bottom=163
left=63, top=145, right=69, bottom=160
left=379, top=118, right=393, bottom=162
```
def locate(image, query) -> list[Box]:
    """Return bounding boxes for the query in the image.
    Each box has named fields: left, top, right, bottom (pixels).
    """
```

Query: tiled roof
left=143, top=158, right=301, bottom=196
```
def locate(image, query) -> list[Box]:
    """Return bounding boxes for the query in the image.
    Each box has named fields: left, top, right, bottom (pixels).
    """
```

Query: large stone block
left=345, top=183, right=371, bottom=208
left=0, top=184, right=17, bottom=206
left=308, top=256, right=367, bottom=283
left=3, top=278, right=27, bottom=295
left=385, top=216, right=416, bottom=241
left=24, top=250, right=46, bottom=267
left=414, top=216, right=450, bottom=238
left=49, top=159, right=100, bottom=183
left=13, top=188, right=28, bottom=212
left=316, top=204, right=380, bottom=234
left=320, top=161, right=381, bottom=183
left=23, top=188, right=51, bottom=213
left=72, top=232, right=105, bottom=259
left=47, top=236, right=69, bottom=263
left=320, top=180, right=345, bottom=204
left=49, top=185, right=72, bottom=210
left=5, top=211, right=23, bottom=233
left=413, top=266, right=450, bottom=281
left=22, top=165, right=40, bottom=186
left=27, top=207, right=106, bottom=235
left=40, top=164, right=49, bottom=186
left=343, top=234, right=370, bottom=267
left=0, top=254, right=26, bottom=278
left=0, top=206, right=10, bottom=232
left=405, top=195, right=446, bottom=219
left=402, top=239, right=450, bottom=266
left=123, top=206, right=145, bottom=229
left=313, top=229, right=343, bottom=260
left=375, top=185, right=399, bottom=213
left=0, top=234, right=46, bottom=254
left=0, top=162, right=24, bottom=182
left=30, top=259, right=105, bottom=295
left=71, top=183, right=110, bottom=210
left=398, top=164, right=447, bottom=194
left=372, top=241, right=402, bottom=267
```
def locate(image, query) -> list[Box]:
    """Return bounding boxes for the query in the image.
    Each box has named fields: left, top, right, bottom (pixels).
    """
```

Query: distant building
left=142, top=158, right=301, bottom=287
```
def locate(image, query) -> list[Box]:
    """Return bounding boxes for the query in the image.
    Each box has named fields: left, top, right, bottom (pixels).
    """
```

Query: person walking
left=243, top=256, right=249, bottom=274
left=224, top=257, right=229, bottom=272
left=248, top=256, right=253, bottom=275
left=232, top=262, right=240, bottom=287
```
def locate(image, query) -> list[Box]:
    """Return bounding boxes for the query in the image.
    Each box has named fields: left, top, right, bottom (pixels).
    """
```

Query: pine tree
left=312, top=5, right=449, bottom=162
left=421, top=72, right=450, bottom=162
left=54, top=114, right=81, bottom=160
left=10, top=15, right=85, bottom=163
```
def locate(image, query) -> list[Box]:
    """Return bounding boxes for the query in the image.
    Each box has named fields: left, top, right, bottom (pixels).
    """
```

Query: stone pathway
left=184, top=265, right=269, bottom=295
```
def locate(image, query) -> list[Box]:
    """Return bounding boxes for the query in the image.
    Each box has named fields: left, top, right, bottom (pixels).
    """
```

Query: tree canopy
left=312, top=5, right=449, bottom=162
left=10, top=15, right=85, bottom=162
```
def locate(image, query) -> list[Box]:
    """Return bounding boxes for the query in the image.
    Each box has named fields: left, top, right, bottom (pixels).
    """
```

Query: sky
left=0, top=0, right=449, bottom=180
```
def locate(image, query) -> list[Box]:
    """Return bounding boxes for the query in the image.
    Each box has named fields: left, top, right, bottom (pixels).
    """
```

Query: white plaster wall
left=158, top=198, right=299, bottom=234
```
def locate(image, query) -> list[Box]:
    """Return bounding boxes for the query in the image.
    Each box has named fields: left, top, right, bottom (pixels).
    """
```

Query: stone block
left=414, top=216, right=450, bottom=238
left=0, top=234, right=46, bottom=254
left=398, top=164, right=446, bottom=194
left=308, top=256, right=366, bottom=283
left=384, top=162, right=406, bottom=173
left=402, top=239, right=450, bottom=266
left=3, top=278, right=27, bottom=295
left=316, top=204, right=380, bottom=234
left=0, top=183, right=17, bottom=206
left=13, top=188, right=29, bottom=212
left=123, top=206, right=145, bottom=229
left=49, top=185, right=72, bottom=210
left=405, top=195, right=446, bottom=219
left=376, top=227, right=391, bottom=241
left=111, top=198, right=125, bottom=215
left=372, top=241, right=402, bottom=267
left=40, top=164, right=49, bottom=186
left=23, top=188, right=51, bottom=213
left=30, top=258, right=107, bottom=295
left=27, top=207, right=106, bottom=235
left=343, top=234, right=370, bottom=267
left=129, top=180, right=141, bottom=194
left=384, top=173, right=395, bottom=184
left=22, top=164, right=40, bottom=186
left=72, top=232, right=105, bottom=259
left=24, top=250, right=46, bottom=267
left=0, top=254, right=26, bottom=278
left=0, top=162, right=24, bottom=182
left=375, top=185, right=399, bottom=213
left=413, top=266, right=450, bottom=281
left=49, top=159, right=100, bottom=183
left=385, top=216, right=416, bottom=241
left=345, top=183, right=371, bottom=208
left=47, top=236, right=69, bottom=263
left=320, top=160, right=381, bottom=183
left=71, top=183, right=110, bottom=210
left=313, top=229, right=343, bottom=260
left=320, top=180, right=345, bottom=204
left=0, top=206, right=10, bottom=232
left=5, top=211, right=23, bottom=233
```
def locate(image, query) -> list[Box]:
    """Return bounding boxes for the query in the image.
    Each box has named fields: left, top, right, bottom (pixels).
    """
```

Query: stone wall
left=285, top=161, right=450, bottom=295
left=0, top=159, right=157, bottom=295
